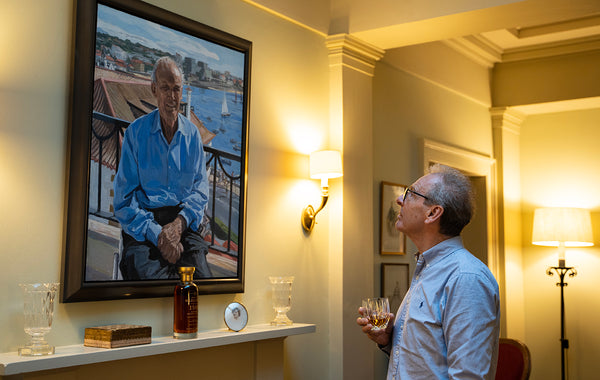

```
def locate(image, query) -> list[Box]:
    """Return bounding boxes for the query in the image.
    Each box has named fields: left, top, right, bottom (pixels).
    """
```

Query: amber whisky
left=174, top=267, right=198, bottom=339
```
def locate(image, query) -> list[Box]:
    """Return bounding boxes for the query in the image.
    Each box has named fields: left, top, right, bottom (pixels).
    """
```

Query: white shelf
left=0, top=323, right=315, bottom=376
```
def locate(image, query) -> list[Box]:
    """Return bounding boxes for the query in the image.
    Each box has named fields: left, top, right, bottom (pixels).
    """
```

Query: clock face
left=224, top=302, right=248, bottom=332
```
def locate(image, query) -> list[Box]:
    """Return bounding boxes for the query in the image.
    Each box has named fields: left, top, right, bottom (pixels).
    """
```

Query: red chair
left=495, top=338, right=531, bottom=380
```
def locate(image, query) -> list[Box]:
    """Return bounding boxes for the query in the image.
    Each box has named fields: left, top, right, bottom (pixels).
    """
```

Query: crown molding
left=446, top=33, right=600, bottom=66
left=501, top=35, right=600, bottom=62
left=326, top=34, right=386, bottom=77
left=241, top=0, right=327, bottom=37
left=442, top=35, right=503, bottom=68
left=490, top=107, right=525, bottom=135
left=513, top=14, right=600, bottom=39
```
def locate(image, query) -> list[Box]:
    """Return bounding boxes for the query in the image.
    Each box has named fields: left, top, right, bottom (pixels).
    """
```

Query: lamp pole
left=532, top=208, right=594, bottom=380
left=546, top=265, right=577, bottom=380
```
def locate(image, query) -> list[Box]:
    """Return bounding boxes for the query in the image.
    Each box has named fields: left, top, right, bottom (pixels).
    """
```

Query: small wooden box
left=84, top=324, right=152, bottom=349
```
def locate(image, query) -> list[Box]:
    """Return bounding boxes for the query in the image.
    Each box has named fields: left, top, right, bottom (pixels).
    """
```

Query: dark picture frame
left=381, top=263, right=409, bottom=314
left=62, top=0, right=251, bottom=302
left=380, top=181, right=407, bottom=255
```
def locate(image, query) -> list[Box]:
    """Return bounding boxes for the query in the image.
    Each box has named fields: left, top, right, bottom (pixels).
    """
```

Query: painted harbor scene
left=86, top=4, right=247, bottom=281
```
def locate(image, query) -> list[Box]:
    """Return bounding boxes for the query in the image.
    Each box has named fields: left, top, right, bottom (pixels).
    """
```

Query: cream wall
left=0, top=0, right=334, bottom=378
left=372, top=41, right=495, bottom=378
left=493, top=51, right=600, bottom=107
left=520, top=108, right=600, bottom=380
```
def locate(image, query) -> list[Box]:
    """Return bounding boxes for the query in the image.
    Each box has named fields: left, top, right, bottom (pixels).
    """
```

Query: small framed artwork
left=380, top=181, right=407, bottom=255
left=381, top=263, right=409, bottom=314
left=224, top=302, right=248, bottom=332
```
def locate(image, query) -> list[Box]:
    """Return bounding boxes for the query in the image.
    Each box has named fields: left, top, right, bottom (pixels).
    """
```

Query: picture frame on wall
left=380, top=181, right=407, bottom=255
left=381, top=263, right=409, bottom=314
left=62, top=0, right=251, bottom=302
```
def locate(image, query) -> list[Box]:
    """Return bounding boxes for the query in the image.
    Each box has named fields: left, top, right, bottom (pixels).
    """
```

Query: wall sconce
left=531, top=207, right=594, bottom=380
left=301, top=150, right=343, bottom=232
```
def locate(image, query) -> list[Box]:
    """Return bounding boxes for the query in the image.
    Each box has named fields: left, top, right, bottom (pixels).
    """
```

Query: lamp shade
left=309, top=150, right=343, bottom=179
left=532, top=207, right=594, bottom=247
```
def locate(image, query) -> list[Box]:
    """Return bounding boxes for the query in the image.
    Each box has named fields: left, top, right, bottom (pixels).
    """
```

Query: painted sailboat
left=221, top=92, right=231, bottom=117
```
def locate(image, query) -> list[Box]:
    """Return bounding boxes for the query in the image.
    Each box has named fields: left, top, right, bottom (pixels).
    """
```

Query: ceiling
left=482, top=15, right=600, bottom=50
left=249, top=0, right=600, bottom=114
left=438, top=13, right=600, bottom=66
left=479, top=14, right=600, bottom=60
left=459, top=14, right=600, bottom=114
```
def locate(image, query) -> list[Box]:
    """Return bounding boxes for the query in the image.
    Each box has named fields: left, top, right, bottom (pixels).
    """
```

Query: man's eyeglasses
left=402, top=187, right=431, bottom=202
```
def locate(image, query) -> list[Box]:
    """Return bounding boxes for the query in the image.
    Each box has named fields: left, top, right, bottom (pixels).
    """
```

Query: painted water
left=188, top=86, right=244, bottom=177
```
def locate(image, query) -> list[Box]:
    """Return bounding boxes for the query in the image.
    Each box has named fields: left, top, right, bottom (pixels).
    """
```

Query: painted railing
left=89, top=110, right=241, bottom=259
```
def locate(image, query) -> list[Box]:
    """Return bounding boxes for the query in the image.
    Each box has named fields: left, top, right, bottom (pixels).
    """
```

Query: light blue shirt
left=113, top=109, right=209, bottom=246
left=385, top=236, right=500, bottom=380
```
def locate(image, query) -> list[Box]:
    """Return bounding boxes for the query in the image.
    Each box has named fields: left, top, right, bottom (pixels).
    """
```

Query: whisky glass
left=362, top=297, right=390, bottom=331
left=19, top=283, right=60, bottom=356
left=269, top=276, right=294, bottom=326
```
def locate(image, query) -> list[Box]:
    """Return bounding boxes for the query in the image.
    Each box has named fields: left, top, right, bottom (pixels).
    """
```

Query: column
left=491, top=106, right=526, bottom=339
left=326, top=34, right=384, bottom=380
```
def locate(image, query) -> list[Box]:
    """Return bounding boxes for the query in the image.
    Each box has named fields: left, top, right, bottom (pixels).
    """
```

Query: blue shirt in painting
left=113, top=109, right=209, bottom=247
left=383, top=236, right=500, bottom=380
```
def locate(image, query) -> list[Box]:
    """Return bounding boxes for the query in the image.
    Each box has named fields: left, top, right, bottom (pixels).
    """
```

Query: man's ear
left=151, top=81, right=157, bottom=97
left=424, top=205, right=444, bottom=224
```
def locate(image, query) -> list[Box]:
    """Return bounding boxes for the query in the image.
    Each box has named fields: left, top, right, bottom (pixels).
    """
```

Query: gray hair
left=424, top=164, right=475, bottom=236
left=151, top=57, right=183, bottom=84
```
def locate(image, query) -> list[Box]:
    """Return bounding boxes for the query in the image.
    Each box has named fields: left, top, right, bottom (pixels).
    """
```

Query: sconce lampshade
left=309, top=150, right=343, bottom=180
left=532, top=207, right=594, bottom=247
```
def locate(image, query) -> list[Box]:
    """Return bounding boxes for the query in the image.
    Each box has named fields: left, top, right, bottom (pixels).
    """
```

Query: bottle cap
left=178, top=267, right=195, bottom=275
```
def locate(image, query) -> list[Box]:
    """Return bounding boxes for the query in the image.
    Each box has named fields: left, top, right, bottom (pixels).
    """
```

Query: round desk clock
left=224, top=302, right=248, bottom=332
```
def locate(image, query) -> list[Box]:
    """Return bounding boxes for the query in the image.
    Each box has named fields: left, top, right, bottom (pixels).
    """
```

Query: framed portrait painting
left=381, top=263, right=409, bottom=314
left=380, top=181, right=406, bottom=255
left=62, top=0, right=251, bottom=302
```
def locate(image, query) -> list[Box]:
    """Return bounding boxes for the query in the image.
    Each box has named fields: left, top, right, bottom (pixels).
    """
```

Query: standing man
left=113, top=56, right=212, bottom=280
left=358, top=164, right=500, bottom=379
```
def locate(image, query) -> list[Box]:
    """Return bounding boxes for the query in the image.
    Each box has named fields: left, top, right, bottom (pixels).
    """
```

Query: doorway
left=422, top=139, right=498, bottom=276
left=462, top=176, right=488, bottom=265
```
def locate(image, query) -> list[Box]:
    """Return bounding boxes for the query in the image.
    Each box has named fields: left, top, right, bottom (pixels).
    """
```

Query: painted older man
left=113, top=56, right=212, bottom=280
left=358, top=164, right=500, bottom=379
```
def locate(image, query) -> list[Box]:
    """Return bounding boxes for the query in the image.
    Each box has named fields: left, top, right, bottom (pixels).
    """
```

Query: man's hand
left=356, top=306, right=395, bottom=347
left=161, top=215, right=186, bottom=242
left=158, top=238, right=183, bottom=264
left=158, top=215, right=186, bottom=264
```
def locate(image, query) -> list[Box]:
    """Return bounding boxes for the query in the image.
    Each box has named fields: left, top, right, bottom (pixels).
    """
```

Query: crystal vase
left=269, top=276, right=294, bottom=326
left=18, top=283, right=60, bottom=356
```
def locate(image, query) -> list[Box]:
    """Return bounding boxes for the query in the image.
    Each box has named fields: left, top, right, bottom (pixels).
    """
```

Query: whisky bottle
left=173, top=267, right=198, bottom=339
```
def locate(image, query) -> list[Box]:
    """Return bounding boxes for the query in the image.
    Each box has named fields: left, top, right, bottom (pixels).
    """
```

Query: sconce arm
left=312, top=194, right=329, bottom=215
left=301, top=186, right=329, bottom=232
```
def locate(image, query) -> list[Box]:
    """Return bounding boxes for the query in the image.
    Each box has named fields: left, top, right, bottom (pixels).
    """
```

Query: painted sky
left=97, top=4, right=245, bottom=78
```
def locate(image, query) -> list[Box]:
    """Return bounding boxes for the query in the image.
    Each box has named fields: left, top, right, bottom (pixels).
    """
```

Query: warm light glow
left=309, top=150, right=343, bottom=180
left=532, top=207, right=594, bottom=247
left=288, top=123, right=323, bottom=155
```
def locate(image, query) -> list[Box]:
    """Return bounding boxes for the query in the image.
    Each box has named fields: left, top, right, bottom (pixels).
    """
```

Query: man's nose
left=396, top=196, right=404, bottom=206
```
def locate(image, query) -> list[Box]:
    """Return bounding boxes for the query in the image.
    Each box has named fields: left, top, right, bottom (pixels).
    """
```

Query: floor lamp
left=532, top=207, right=594, bottom=380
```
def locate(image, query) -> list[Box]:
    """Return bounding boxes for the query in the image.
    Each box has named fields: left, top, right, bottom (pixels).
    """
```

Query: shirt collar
left=150, top=109, right=192, bottom=137
left=418, top=236, right=464, bottom=266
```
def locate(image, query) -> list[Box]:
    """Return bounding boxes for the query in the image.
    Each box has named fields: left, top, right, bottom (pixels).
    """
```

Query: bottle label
left=187, top=297, right=198, bottom=330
